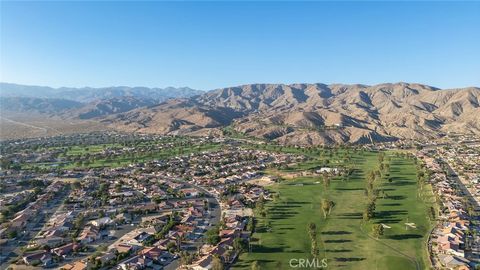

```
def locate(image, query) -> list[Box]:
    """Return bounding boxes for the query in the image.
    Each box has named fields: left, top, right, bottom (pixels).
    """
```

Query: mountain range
left=104, top=83, right=480, bottom=144
left=0, top=83, right=202, bottom=119
left=0, top=83, right=202, bottom=102
left=1, top=82, right=479, bottom=144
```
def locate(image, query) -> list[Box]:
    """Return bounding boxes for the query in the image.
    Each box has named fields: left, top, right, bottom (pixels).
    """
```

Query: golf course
left=234, top=149, right=436, bottom=270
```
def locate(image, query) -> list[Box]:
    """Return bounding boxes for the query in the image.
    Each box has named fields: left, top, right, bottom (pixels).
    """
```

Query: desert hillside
left=103, top=83, right=480, bottom=145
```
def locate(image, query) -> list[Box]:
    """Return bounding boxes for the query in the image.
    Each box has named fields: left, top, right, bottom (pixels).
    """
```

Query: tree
left=233, top=237, right=247, bottom=253
left=247, top=217, right=255, bottom=232
left=321, top=199, right=335, bottom=218
left=255, top=196, right=265, bottom=217
left=166, top=241, right=176, bottom=253
left=251, top=261, right=260, bottom=270
left=7, top=230, right=17, bottom=239
left=322, top=175, right=331, bottom=188
left=179, top=251, right=194, bottom=265
left=364, top=200, right=376, bottom=221
left=362, top=211, right=370, bottom=222
left=372, top=224, right=384, bottom=239
left=378, top=152, right=385, bottom=164
left=177, top=233, right=186, bottom=252
left=211, top=255, right=224, bottom=270
left=384, top=163, right=390, bottom=173
left=366, top=170, right=375, bottom=183
left=206, top=226, right=221, bottom=245
left=308, top=222, right=317, bottom=234
left=311, top=240, right=319, bottom=258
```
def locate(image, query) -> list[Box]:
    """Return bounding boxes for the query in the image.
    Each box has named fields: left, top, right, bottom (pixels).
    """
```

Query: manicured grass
left=62, top=143, right=223, bottom=169
left=26, top=142, right=223, bottom=169
left=65, top=144, right=119, bottom=156
left=234, top=151, right=434, bottom=270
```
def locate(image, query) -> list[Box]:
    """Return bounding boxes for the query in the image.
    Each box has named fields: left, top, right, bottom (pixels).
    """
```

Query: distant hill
left=69, top=96, right=158, bottom=119
left=2, top=82, right=479, bottom=144
left=0, top=97, right=83, bottom=115
left=0, top=83, right=203, bottom=120
left=0, top=82, right=203, bottom=103
left=104, top=83, right=480, bottom=144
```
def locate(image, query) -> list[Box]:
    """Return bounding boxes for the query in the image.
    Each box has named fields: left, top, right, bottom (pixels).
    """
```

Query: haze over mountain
left=104, top=83, right=480, bottom=145
left=0, top=83, right=203, bottom=119
left=0, top=82, right=202, bottom=103
left=0, top=97, right=84, bottom=115
left=1, top=82, right=479, bottom=144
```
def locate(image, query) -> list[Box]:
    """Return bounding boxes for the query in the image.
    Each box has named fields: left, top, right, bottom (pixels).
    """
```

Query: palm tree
left=372, top=224, right=384, bottom=239
left=321, top=199, right=335, bottom=218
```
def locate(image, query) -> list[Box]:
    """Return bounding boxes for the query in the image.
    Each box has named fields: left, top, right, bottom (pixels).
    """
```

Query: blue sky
left=1, top=1, right=479, bottom=90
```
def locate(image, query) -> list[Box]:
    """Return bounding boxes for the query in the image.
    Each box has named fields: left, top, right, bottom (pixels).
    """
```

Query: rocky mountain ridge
left=104, top=82, right=480, bottom=144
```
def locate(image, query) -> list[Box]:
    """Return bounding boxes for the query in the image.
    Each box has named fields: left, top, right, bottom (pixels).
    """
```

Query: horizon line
left=2, top=81, right=480, bottom=91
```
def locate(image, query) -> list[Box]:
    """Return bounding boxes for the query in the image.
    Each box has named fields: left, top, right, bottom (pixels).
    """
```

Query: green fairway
left=26, top=142, right=223, bottom=170
left=61, top=142, right=223, bottom=169
left=64, top=143, right=120, bottom=156
left=234, top=151, right=434, bottom=270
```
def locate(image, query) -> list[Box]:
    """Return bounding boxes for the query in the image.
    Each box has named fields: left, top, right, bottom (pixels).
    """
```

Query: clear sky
left=1, top=1, right=479, bottom=90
